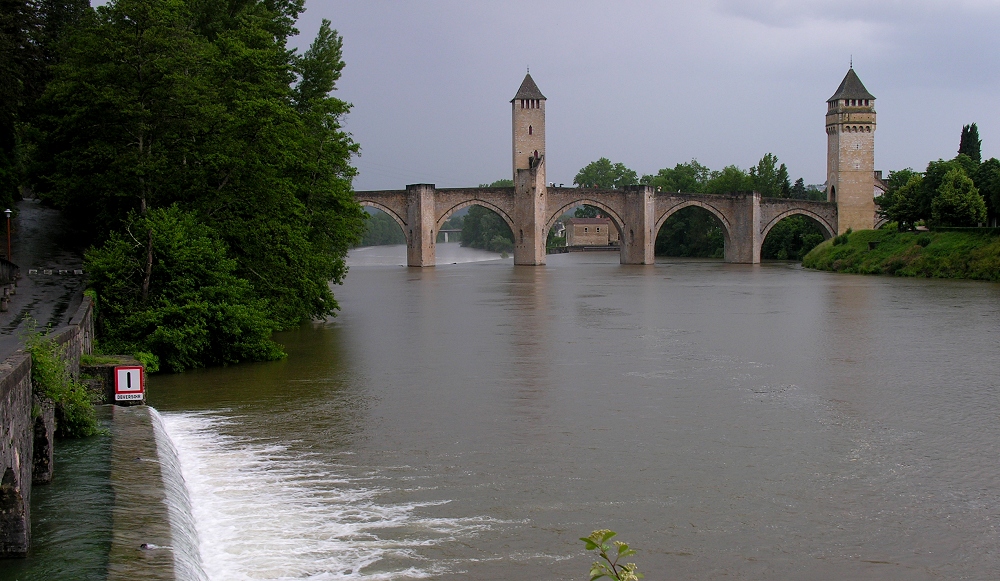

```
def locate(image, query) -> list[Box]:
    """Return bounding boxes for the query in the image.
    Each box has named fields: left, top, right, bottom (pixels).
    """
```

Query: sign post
left=114, top=365, right=145, bottom=405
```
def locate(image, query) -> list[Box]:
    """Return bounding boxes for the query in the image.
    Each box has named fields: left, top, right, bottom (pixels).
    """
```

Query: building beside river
left=565, top=218, right=619, bottom=247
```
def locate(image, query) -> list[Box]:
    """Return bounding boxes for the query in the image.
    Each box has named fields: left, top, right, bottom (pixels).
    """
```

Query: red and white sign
left=114, top=366, right=144, bottom=402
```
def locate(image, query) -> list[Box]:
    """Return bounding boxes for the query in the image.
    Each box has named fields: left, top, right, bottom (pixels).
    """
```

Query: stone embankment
left=0, top=296, right=91, bottom=556
left=0, top=295, right=178, bottom=579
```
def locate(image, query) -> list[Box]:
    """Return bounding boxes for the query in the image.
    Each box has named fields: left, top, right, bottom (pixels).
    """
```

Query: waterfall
left=149, top=407, right=209, bottom=581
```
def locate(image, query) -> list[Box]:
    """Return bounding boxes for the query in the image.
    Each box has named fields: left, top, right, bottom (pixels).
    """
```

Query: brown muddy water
left=62, top=244, right=1000, bottom=580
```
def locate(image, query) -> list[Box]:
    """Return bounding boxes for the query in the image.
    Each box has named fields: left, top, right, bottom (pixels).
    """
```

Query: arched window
left=528, top=125, right=532, bottom=135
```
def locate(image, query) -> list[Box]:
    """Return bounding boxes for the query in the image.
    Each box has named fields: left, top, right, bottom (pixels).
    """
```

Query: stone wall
left=0, top=352, right=33, bottom=557
left=0, top=295, right=93, bottom=558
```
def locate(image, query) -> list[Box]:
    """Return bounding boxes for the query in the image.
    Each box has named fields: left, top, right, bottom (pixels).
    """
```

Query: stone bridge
left=356, top=169, right=838, bottom=266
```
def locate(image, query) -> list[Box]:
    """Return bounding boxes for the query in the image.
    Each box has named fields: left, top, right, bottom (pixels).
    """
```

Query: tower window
left=528, top=125, right=532, bottom=135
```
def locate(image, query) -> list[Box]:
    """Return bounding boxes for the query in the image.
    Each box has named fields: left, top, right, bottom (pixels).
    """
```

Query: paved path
left=0, top=198, right=86, bottom=360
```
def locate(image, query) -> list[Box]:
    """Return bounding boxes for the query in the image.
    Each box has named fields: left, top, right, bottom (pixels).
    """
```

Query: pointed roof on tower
left=511, top=73, right=546, bottom=102
left=828, top=67, right=875, bottom=102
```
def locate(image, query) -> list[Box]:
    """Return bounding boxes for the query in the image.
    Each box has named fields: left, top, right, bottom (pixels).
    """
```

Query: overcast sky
left=290, top=1, right=999, bottom=191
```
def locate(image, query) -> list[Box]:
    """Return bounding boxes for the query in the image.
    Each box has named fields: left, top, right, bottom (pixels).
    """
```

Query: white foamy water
left=159, top=411, right=495, bottom=580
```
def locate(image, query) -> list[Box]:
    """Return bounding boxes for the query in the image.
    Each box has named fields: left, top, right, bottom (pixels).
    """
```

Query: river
left=12, top=242, right=1000, bottom=580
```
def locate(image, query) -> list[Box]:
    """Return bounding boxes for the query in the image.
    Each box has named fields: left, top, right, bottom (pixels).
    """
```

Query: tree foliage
left=27, top=0, right=365, bottom=370
left=574, top=158, right=638, bottom=189
left=931, top=168, right=986, bottom=227
left=878, top=174, right=924, bottom=231
left=704, top=165, right=753, bottom=194
left=749, top=153, right=791, bottom=198
left=973, top=158, right=1000, bottom=221
left=761, top=216, right=826, bottom=260
left=655, top=206, right=723, bottom=258
left=461, top=205, right=513, bottom=253
left=959, top=123, right=981, bottom=164
left=640, top=160, right=710, bottom=193
left=86, top=206, right=283, bottom=372
left=359, top=210, right=405, bottom=246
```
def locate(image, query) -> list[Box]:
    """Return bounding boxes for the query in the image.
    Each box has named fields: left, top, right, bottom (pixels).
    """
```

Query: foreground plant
left=581, top=529, right=643, bottom=581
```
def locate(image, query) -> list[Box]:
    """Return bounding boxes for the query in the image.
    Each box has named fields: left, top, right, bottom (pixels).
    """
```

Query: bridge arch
left=655, top=200, right=733, bottom=249
left=358, top=201, right=407, bottom=236
left=760, top=208, right=836, bottom=243
left=545, top=198, right=625, bottom=239
left=438, top=199, right=515, bottom=234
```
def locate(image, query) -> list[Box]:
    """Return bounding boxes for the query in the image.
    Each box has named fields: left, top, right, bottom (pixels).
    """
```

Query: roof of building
left=828, top=67, right=875, bottom=102
left=511, top=73, right=546, bottom=102
left=566, top=217, right=610, bottom=224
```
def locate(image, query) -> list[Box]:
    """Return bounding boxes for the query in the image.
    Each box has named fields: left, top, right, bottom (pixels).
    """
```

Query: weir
left=108, top=405, right=205, bottom=581
left=1, top=285, right=202, bottom=579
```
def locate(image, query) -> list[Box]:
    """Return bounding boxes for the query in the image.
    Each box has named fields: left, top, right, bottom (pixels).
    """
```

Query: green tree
left=640, top=159, right=710, bottom=193
left=876, top=168, right=920, bottom=228
left=959, top=123, right=981, bottom=164
left=789, top=178, right=807, bottom=200
left=461, top=205, right=513, bottom=253
left=917, top=159, right=964, bottom=221
left=973, top=158, right=1000, bottom=224
left=931, top=168, right=986, bottom=227
left=761, top=216, right=825, bottom=260
left=655, top=206, right=724, bottom=258
left=574, top=205, right=605, bottom=219
left=890, top=175, right=924, bottom=230
left=479, top=179, right=513, bottom=187
left=705, top=165, right=752, bottom=194
left=574, top=158, right=638, bottom=189
left=86, top=206, right=283, bottom=372
left=32, top=0, right=365, bottom=368
left=359, top=210, right=405, bottom=246
left=749, top=153, right=790, bottom=198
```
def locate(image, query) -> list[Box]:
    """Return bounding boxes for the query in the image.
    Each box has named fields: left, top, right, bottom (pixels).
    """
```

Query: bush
left=26, top=331, right=99, bottom=438
left=86, top=206, right=284, bottom=372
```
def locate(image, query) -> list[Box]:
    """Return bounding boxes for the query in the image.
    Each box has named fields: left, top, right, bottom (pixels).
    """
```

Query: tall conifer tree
left=959, top=123, right=982, bottom=164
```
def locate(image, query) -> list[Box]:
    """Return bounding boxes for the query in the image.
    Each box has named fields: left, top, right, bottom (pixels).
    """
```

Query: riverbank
left=802, top=229, right=1000, bottom=281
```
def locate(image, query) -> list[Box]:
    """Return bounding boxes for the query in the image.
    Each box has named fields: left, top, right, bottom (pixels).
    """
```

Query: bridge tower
left=512, top=73, right=546, bottom=183
left=826, top=67, right=876, bottom=233
left=511, top=73, right=547, bottom=265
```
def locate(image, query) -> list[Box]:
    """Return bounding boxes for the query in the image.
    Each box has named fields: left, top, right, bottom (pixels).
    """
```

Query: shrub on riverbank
left=26, top=332, right=99, bottom=438
left=802, top=229, right=1000, bottom=281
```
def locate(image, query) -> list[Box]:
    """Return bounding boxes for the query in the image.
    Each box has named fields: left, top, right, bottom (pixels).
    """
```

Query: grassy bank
left=802, top=229, right=1000, bottom=282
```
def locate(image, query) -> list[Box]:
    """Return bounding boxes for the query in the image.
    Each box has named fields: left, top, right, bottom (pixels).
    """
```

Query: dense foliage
left=86, top=206, right=283, bottom=372
left=461, top=205, right=513, bottom=253
left=654, top=206, right=723, bottom=258
left=803, top=229, right=1000, bottom=282
left=877, top=125, right=998, bottom=229
left=574, top=158, right=638, bottom=189
left=574, top=156, right=827, bottom=258
left=15, top=0, right=366, bottom=370
left=0, top=0, right=90, bottom=213
left=458, top=180, right=514, bottom=252
left=359, top=210, right=405, bottom=246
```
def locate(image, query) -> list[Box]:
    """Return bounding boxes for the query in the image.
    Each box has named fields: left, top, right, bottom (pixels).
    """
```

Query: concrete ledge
left=108, top=405, right=176, bottom=581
